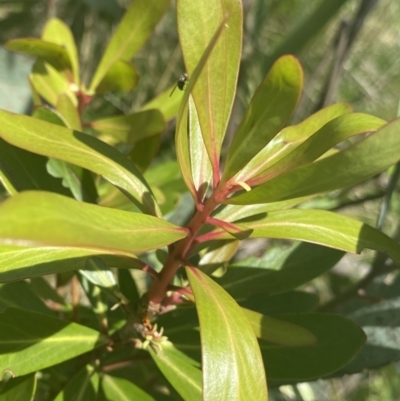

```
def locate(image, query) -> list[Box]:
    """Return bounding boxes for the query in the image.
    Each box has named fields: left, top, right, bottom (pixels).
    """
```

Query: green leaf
left=95, top=60, right=139, bottom=93
left=199, top=240, right=239, bottom=275
left=53, top=365, right=98, bottom=401
left=330, top=297, right=400, bottom=375
left=236, top=102, right=352, bottom=183
left=241, top=291, right=319, bottom=315
left=212, top=209, right=400, bottom=264
left=89, top=0, right=170, bottom=92
left=175, top=19, right=228, bottom=199
left=0, top=245, right=142, bottom=283
left=56, top=93, right=82, bottom=130
left=0, top=191, right=187, bottom=255
left=248, top=113, right=385, bottom=186
left=242, top=308, right=316, bottom=346
left=0, top=281, right=51, bottom=315
left=0, top=373, right=36, bottom=401
left=216, top=242, right=344, bottom=298
left=102, top=374, right=155, bottom=401
left=189, top=96, right=212, bottom=202
left=149, top=344, right=202, bottom=401
left=186, top=267, right=267, bottom=401
left=231, top=118, right=400, bottom=205
left=29, top=61, right=77, bottom=107
left=261, top=313, right=366, bottom=380
left=5, top=39, right=72, bottom=73
left=91, top=109, right=165, bottom=145
left=129, top=135, right=161, bottom=174
left=222, top=55, right=303, bottom=181
left=42, top=18, right=80, bottom=85
left=0, top=111, right=160, bottom=215
left=141, top=85, right=183, bottom=121
left=0, top=138, right=71, bottom=196
left=178, top=0, right=242, bottom=178
left=0, top=307, right=108, bottom=376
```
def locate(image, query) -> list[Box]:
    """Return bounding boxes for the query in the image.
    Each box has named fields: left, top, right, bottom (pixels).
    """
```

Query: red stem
left=147, top=184, right=228, bottom=306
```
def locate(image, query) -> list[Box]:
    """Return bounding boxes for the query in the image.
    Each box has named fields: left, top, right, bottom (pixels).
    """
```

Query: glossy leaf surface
left=0, top=111, right=160, bottom=215
left=175, top=20, right=228, bottom=199
left=211, top=209, right=400, bottom=264
left=0, top=307, right=108, bottom=376
left=90, top=0, right=170, bottom=91
left=231, top=118, right=400, bottom=204
left=236, top=102, right=352, bottom=182
left=249, top=113, right=385, bottom=186
left=150, top=345, right=202, bottom=401
left=186, top=267, right=267, bottom=401
left=0, top=245, right=159, bottom=283
left=0, top=191, right=187, bottom=255
left=178, top=0, right=242, bottom=174
left=223, top=55, right=303, bottom=180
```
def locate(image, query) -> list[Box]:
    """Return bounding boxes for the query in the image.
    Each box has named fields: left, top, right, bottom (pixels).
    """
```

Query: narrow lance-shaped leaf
left=209, top=209, right=400, bottom=264
left=0, top=110, right=160, bottom=215
left=89, top=0, right=170, bottom=92
left=5, top=39, right=72, bottom=73
left=0, top=307, right=108, bottom=377
left=189, top=96, right=212, bottom=202
left=102, top=375, right=155, bottom=401
left=0, top=373, right=36, bottom=401
left=150, top=344, right=202, bottom=401
left=236, top=102, right=353, bottom=182
left=248, top=113, right=385, bottom=186
left=42, top=18, right=80, bottom=85
left=178, top=0, right=242, bottom=183
left=222, top=55, right=303, bottom=181
left=186, top=267, right=268, bottom=401
left=94, top=60, right=138, bottom=93
left=0, top=191, right=187, bottom=255
left=230, top=118, right=400, bottom=205
left=29, top=60, right=77, bottom=107
left=0, top=245, right=143, bottom=283
left=175, top=19, right=229, bottom=200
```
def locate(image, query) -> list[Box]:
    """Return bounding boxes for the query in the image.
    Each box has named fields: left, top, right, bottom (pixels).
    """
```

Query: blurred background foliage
left=1, top=0, right=400, bottom=400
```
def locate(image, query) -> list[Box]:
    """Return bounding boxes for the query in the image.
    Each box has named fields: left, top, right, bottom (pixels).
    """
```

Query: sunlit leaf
left=209, top=209, right=400, bottom=264
left=231, top=118, right=400, bottom=205
left=89, top=0, right=170, bottom=92
left=42, top=18, right=80, bottom=85
left=178, top=0, right=242, bottom=181
left=0, top=111, right=160, bottom=215
left=186, top=267, right=267, bottom=401
left=5, top=38, right=72, bottom=73
left=0, top=191, right=187, bottom=254
left=95, top=60, right=138, bottom=93
left=150, top=344, right=202, bottom=401
left=56, top=93, right=82, bottom=130
left=102, top=374, right=155, bottom=401
left=222, top=55, right=303, bottom=181
left=236, top=101, right=349, bottom=183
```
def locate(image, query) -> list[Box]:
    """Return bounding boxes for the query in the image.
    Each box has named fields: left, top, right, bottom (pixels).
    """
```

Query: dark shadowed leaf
left=0, top=373, right=36, bottom=401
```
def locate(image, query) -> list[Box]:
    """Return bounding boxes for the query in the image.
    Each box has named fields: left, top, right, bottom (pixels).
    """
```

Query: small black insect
left=170, top=73, right=189, bottom=96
